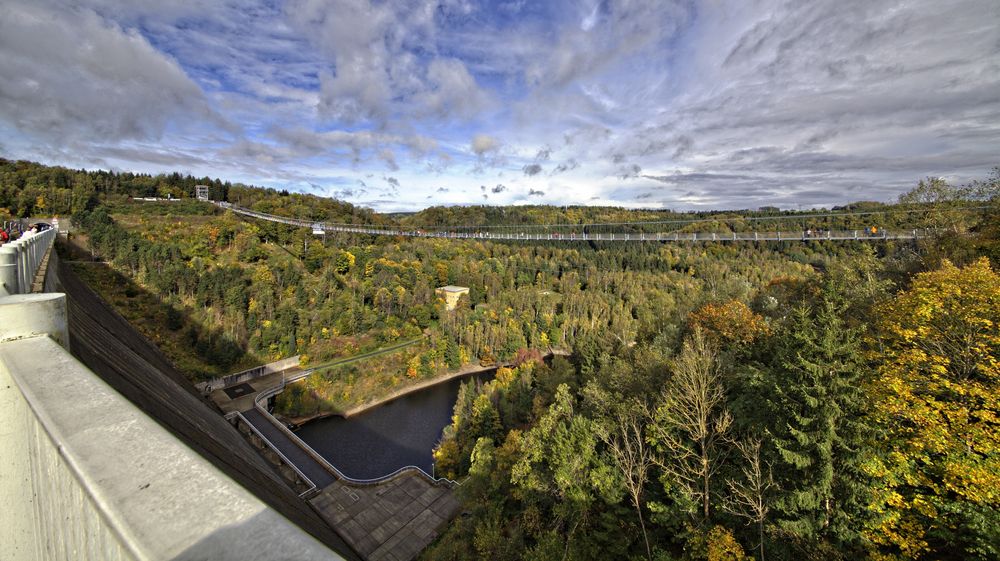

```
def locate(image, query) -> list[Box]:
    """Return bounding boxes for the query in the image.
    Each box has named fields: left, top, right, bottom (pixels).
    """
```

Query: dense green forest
left=422, top=172, right=999, bottom=561
left=2, top=158, right=998, bottom=559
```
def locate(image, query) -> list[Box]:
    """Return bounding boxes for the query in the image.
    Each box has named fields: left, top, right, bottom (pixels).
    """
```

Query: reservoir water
left=295, top=370, right=494, bottom=480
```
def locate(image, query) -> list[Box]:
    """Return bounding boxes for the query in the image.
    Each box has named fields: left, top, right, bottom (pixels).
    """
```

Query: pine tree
left=744, top=299, right=870, bottom=547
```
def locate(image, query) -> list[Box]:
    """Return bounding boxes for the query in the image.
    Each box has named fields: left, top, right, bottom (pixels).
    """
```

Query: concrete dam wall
left=46, top=248, right=361, bottom=560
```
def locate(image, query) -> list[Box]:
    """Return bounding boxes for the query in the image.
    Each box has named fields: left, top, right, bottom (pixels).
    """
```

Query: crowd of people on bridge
left=803, top=228, right=831, bottom=238
left=802, top=226, right=883, bottom=239
left=0, top=221, right=54, bottom=247
left=0, top=222, right=19, bottom=246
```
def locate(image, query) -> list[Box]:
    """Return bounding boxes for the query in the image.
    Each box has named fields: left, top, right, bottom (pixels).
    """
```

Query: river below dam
left=295, top=369, right=495, bottom=480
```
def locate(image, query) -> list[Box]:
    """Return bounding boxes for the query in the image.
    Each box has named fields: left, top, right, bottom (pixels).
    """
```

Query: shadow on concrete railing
left=0, top=286, right=344, bottom=560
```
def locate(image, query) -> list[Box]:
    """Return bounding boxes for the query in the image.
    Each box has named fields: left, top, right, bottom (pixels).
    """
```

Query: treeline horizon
left=5, top=157, right=996, bottom=225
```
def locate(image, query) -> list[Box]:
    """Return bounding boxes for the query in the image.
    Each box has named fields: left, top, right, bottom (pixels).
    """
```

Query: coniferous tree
left=740, top=298, right=870, bottom=549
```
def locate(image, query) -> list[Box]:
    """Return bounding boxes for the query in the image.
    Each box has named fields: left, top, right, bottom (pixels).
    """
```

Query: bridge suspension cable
left=434, top=204, right=992, bottom=231
left=216, top=202, right=929, bottom=243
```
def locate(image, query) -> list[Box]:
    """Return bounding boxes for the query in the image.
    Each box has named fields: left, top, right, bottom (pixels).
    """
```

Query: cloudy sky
left=1, top=0, right=997, bottom=212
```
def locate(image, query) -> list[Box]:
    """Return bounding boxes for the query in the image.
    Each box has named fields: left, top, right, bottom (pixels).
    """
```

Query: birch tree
left=650, top=327, right=732, bottom=522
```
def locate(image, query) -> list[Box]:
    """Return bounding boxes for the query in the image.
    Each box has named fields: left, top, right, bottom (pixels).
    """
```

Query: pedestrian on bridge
left=19, top=225, right=38, bottom=239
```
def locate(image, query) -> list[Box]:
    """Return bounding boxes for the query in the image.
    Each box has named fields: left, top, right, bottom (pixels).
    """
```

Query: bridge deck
left=217, top=202, right=923, bottom=243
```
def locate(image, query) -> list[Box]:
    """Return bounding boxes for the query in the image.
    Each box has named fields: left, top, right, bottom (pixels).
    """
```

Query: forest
left=1, top=158, right=998, bottom=560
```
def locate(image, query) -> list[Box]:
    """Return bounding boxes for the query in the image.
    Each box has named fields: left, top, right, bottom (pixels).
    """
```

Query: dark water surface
left=295, top=370, right=494, bottom=480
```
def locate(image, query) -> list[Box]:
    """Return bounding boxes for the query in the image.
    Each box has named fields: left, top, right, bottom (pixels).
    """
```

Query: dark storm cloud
left=551, top=158, right=578, bottom=175
left=523, top=163, right=543, bottom=176
left=642, top=172, right=759, bottom=185
left=334, top=187, right=366, bottom=198
left=617, top=164, right=642, bottom=180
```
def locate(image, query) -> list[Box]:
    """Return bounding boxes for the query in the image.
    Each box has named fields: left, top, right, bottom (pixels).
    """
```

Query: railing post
left=30, top=236, right=38, bottom=271
left=0, top=246, right=18, bottom=296
left=17, top=241, right=30, bottom=294
left=25, top=240, right=33, bottom=282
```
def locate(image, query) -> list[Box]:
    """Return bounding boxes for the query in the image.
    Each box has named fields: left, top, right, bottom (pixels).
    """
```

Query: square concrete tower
left=435, top=285, right=469, bottom=310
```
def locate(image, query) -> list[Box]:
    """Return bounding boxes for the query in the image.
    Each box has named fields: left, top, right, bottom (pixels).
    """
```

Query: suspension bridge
left=217, top=201, right=929, bottom=242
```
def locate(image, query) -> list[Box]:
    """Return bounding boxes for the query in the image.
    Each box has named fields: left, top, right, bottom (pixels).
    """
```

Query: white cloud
left=418, top=58, right=490, bottom=118
left=471, top=134, right=500, bottom=155
left=287, top=0, right=490, bottom=125
left=0, top=1, right=226, bottom=142
left=0, top=0, right=997, bottom=212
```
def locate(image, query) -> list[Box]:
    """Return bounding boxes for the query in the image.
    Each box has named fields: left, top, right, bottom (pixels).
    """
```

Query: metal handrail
left=234, top=411, right=319, bottom=498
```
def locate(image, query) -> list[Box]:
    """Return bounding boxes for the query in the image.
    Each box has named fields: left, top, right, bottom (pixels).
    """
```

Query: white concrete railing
left=0, top=294, right=344, bottom=561
left=0, top=227, right=57, bottom=296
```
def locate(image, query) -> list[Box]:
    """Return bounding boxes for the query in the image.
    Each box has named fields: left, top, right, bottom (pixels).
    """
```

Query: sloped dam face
left=296, top=372, right=493, bottom=480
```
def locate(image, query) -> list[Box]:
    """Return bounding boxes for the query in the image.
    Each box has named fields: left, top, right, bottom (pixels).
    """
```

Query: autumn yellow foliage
left=866, top=258, right=1000, bottom=558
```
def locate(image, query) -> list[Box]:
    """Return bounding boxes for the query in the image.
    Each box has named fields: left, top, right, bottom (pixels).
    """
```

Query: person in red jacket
left=0, top=227, right=9, bottom=245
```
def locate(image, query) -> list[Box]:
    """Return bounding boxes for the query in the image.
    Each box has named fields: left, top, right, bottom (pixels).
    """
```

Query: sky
left=0, top=0, right=998, bottom=212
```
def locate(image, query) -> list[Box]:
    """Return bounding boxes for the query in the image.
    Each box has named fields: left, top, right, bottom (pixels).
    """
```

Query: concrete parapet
left=0, top=293, right=69, bottom=349
left=0, top=334, right=344, bottom=561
